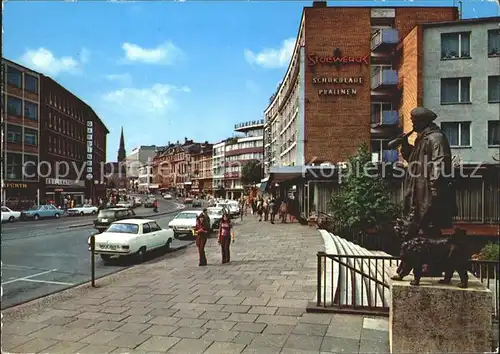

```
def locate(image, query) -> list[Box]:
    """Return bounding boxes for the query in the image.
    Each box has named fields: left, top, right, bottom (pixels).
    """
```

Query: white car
left=1, top=206, right=21, bottom=223
left=215, top=203, right=230, bottom=216
left=88, top=219, right=174, bottom=263
left=67, top=204, right=98, bottom=216
left=206, top=207, right=224, bottom=229
left=168, top=210, right=200, bottom=237
left=116, top=201, right=134, bottom=208
left=227, top=201, right=240, bottom=217
left=163, top=193, right=172, bottom=200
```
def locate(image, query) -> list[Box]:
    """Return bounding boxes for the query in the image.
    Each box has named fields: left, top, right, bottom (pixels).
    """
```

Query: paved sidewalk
left=2, top=217, right=389, bottom=353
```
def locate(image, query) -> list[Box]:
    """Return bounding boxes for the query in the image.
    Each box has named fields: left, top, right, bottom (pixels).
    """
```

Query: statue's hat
left=410, top=107, right=437, bottom=121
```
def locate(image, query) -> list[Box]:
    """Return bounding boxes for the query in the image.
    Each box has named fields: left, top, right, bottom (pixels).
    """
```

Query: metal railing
left=316, top=252, right=499, bottom=320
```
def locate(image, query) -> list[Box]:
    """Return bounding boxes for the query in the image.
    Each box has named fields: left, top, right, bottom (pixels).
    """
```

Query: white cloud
left=101, top=84, right=190, bottom=120
left=244, top=38, right=296, bottom=69
left=20, top=47, right=89, bottom=76
left=105, top=73, right=133, bottom=85
left=121, top=41, right=183, bottom=65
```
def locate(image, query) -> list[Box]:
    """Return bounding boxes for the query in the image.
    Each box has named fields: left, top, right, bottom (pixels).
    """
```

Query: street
left=1, top=199, right=197, bottom=309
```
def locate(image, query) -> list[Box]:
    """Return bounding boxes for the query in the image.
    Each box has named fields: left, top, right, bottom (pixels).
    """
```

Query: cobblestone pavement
left=2, top=217, right=389, bottom=353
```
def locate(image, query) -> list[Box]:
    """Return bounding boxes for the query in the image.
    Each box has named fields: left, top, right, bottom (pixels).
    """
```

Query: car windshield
left=208, top=209, right=222, bottom=216
left=176, top=212, right=198, bottom=219
left=107, top=223, right=139, bottom=234
left=98, top=210, right=116, bottom=218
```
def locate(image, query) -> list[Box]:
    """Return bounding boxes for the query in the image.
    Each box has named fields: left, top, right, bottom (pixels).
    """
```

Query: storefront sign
left=307, top=48, right=369, bottom=67
left=86, top=120, right=93, bottom=180
left=5, top=183, right=28, bottom=189
left=318, top=88, right=357, bottom=96
left=46, top=178, right=85, bottom=187
left=312, top=77, right=363, bottom=84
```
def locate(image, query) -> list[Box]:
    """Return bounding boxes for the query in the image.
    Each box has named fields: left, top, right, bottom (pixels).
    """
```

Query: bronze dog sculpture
left=391, top=217, right=469, bottom=288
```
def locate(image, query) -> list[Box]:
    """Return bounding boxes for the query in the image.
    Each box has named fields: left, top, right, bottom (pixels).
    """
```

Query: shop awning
left=269, top=166, right=304, bottom=184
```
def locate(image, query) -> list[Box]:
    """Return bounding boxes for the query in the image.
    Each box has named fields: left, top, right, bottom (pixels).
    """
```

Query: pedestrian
left=257, top=199, right=263, bottom=221
left=218, top=213, right=234, bottom=264
left=269, top=199, right=276, bottom=224
left=194, top=211, right=210, bottom=266
left=263, top=198, right=269, bottom=221
left=279, top=200, right=288, bottom=223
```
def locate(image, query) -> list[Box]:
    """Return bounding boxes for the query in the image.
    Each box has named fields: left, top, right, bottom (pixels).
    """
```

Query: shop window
left=488, top=29, right=500, bottom=57
left=25, top=74, right=38, bottom=94
left=7, top=96, right=22, bottom=116
left=23, top=155, right=38, bottom=181
left=7, top=124, right=22, bottom=144
left=441, top=121, right=471, bottom=147
left=488, top=76, right=500, bottom=103
left=7, top=66, right=22, bottom=88
left=441, top=32, right=471, bottom=59
left=24, top=128, right=38, bottom=146
left=488, top=121, right=500, bottom=147
left=24, top=101, right=38, bottom=121
left=6, top=153, right=23, bottom=180
left=440, top=77, right=471, bottom=104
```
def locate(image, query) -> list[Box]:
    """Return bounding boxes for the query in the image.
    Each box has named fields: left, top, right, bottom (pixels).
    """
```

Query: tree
left=328, top=143, right=400, bottom=230
left=241, top=159, right=263, bottom=186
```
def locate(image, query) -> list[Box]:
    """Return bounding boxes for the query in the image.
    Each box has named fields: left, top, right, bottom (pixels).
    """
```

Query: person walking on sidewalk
left=269, top=199, right=276, bottom=224
left=257, top=198, right=264, bottom=222
left=279, top=200, right=288, bottom=223
left=194, top=210, right=211, bottom=266
left=218, top=213, right=234, bottom=264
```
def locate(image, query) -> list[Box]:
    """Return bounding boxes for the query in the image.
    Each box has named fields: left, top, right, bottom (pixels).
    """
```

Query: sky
left=3, top=0, right=499, bottom=161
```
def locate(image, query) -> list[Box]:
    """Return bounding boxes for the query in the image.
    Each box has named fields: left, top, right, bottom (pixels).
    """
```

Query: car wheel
left=165, top=238, right=172, bottom=250
left=34, top=214, right=40, bottom=221
left=100, top=254, right=111, bottom=262
left=55, top=213, right=60, bottom=219
left=91, top=210, right=97, bottom=215
left=8, top=216, right=15, bottom=223
left=136, top=247, right=146, bottom=263
left=80, top=211, right=85, bottom=216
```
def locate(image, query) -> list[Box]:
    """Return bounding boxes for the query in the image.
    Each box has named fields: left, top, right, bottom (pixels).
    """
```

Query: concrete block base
left=390, top=274, right=492, bottom=353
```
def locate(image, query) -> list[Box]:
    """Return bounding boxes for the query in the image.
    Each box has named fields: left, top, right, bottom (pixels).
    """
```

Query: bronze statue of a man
left=397, top=107, right=457, bottom=237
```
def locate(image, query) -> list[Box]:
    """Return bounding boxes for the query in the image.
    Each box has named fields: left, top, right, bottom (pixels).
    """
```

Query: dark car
left=192, top=198, right=202, bottom=207
left=93, top=207, right=141, bottom=233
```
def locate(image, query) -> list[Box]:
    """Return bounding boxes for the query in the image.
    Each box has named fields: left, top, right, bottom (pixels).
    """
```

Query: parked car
left=184, top=197, right=193, bottom=204
left=67, top=204, right=98, bottom=216
left=163, top=193, right=172, bottom=200
left=116, top=200, right=134, bottom=208
left=144, top=198, right=156, bottom=208
left=168, top=210, right=201, bottom=238
left=88, top=219, right=174, bottom=263
left=192, top=198, right=202, bottom=208
left=21, top=205, right=64, bottom=221
left=1, top=206, right=21, bottom=223
left=215, top=203, right=230, bottom=216
left=226, top=201, right=240, bottom=217
left=93, top=207, right=140, bottom=233
left=206, top=207, right=224, bottom=229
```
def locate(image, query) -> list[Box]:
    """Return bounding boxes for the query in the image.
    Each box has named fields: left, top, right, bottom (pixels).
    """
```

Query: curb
left=2, top=240, right=195, bottom=313
left=62, top=204, right=186, bottom=230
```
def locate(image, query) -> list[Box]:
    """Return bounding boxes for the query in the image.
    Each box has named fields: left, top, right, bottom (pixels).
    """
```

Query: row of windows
left=441, top=29, right=500, bottom=59
left=5, top=153, right=38, bottom=181
left=226, top=153, right=263, bottom=162
left=6, top=95, right=38, bottom=120
left=6, top=65, right=39, bottom=94
left=47, top=112, right=87, bottom=142
left=441, top=76, right=500, bottom=104
left=48, top=135, right=87, bottom=160
left=441, top=120, right=500, bottom=147
left=47, top=92, right=86, bottom=123
left=6, top=124, right=38, bottom=145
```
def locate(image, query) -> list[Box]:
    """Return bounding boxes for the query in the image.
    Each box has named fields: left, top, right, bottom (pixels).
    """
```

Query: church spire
left=118, top=127, right=126, bottom=162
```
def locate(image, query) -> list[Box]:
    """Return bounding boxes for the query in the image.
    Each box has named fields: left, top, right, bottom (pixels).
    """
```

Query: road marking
left=33, top=253, right=79, bottom=258
left=1, top=269, right=58, bottom=285
left=17, top=278, right=75, bottom=286
left=1, top=264, right=43, bottom=270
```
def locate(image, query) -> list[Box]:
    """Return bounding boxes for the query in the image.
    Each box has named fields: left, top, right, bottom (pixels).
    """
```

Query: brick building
left=264, top=2, right=459, bottom=177
left=191, top=143, right=213, bottom=195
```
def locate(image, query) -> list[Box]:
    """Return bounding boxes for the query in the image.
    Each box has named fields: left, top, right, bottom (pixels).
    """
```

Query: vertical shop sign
left=86, top=121, right=93, bottom=180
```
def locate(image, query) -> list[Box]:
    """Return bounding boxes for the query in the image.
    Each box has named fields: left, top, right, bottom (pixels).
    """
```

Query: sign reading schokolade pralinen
left=313, top=76, right=363, bottom=96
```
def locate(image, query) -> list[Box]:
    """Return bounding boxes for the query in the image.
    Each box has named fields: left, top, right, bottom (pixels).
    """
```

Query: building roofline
left=303, top=5, right=458, bottom=9
left=421, top=16, right=500, bottom=28
left=2, top=57, right=42, bottom=76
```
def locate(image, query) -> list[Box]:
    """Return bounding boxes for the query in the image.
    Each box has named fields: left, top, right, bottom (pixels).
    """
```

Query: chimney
left=312, top=0, right=327, bottom=7
left=184, top=137, right=188, bottom=143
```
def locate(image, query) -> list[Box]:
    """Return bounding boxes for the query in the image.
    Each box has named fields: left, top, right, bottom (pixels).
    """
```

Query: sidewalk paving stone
left=2, top=217, right=390, bottom=353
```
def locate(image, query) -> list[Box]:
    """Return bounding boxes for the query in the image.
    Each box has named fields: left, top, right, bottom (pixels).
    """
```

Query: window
left=488, top=121, right=500, bottom=146
left=25, top=74, right=38, bottom=93
left=7, top=96, right=22, bottom=116
left=7, top=66, right=22, bottom=87
left=441, top=32, right=470, bottom=59
left=371, top=103, right=393, bottom=124
left=24, top=128, right=38, bottom=145
left=441, top=78, right=471, bottom=104
left=488, top=76, right=500, bottom=103
left=6, top=153, right=23, bottom=180
left=441, top=122, right=471, bottom=147
left=23, top=155, right=38, bottom=180
left=488, top=30, right=500, bottom=57
left=7, top=124, right=22, bottom=143
left=24, top=101, right=38, bottom=120
left=143, top=223, right=151, bottom=234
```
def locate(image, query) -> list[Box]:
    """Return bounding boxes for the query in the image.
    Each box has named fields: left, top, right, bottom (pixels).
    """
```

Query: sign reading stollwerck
left=86, top=121, right=93, bottom=180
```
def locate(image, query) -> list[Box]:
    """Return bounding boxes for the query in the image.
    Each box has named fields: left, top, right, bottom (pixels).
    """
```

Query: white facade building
left=137, top=159, right=156, bottom=191
left=212, top=141, right=226, bottom=192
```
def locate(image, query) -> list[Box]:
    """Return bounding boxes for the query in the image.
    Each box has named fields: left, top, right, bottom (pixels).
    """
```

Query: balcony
left=371, top=110, right=399, bottom=126
left=371, top=69, right=398, bottom=90
left=371, top=28, right=399, bottom=53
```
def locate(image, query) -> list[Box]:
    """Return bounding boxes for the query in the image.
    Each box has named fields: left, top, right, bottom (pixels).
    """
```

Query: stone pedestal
left=390, top=274, right=492, bottom=353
